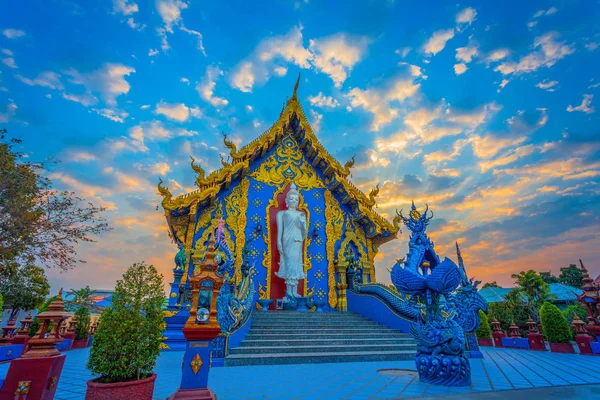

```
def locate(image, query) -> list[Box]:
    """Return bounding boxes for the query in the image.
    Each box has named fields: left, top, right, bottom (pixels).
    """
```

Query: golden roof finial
left=292, top=72, right=300, bottom=98
left=58, top=288, right=63, bottom=299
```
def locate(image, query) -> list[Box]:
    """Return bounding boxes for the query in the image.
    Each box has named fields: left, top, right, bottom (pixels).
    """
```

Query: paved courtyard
left=1, top=347, right=600, bottom=399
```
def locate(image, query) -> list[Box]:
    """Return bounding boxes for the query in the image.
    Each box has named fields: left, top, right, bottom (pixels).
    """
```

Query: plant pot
left=257, top=299, right=273, bottom=312
left=549, top=342, right=574, bottom=354
left=313, top=299, right=326, bottom=313
left=86, top=373, right=156, bottom=400
left=477, top=338, right=493, bottom=347
left=72, top=338, right=89, bottom=349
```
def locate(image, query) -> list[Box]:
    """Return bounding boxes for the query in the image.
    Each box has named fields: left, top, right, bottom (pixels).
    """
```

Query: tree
left=481, top=281, right=500, bottom=289
left=0, top=130, right=110, bottom=270
left=28, top=295, right=56, bottom=337
left=87, top=262, right=165, bottom=383
left=540, top=302, right=572, bottom=343
left=476, top=310, right=492, bottom=339
left=562, top=303, right=588, bottom=326
left=540, top=271, right=559, bottom=284
left=511, top=270, right=555, bottom=310
left=0, top=261, right=50, bottom=320
left=66, top=286, right=96, bottom=312
left=559, top=264, right=584, bottom=288
left=74, top=306, right=91, bottom=340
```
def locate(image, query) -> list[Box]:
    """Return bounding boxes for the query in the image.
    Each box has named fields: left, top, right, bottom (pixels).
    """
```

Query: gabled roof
left=478, top=283, right=579, bottom=303
left=158, top=77, right=401, bottom=245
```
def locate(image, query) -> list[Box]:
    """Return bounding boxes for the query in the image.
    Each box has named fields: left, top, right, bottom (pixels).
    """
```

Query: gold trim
left=190, top=353, right=202, bottom=375
left=324, top=190, right=343, bottom=309
left=162, top=310, right=179, bottom=318
left=233, top=179, right=249, bottom=283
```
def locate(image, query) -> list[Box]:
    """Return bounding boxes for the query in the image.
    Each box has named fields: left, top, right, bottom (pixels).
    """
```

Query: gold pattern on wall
left=233, top=179, right=249, bottom=283
left=324, top=190, right=343, bottom=309
left=366, top=238, right=377, bottom=280
left=338, top=217, right=369, bottom=271
left=299, top=197, right=311, bottom=295
left=248, top=134, right=325, bottom=191
left=192, top=203, right=232, bottom=275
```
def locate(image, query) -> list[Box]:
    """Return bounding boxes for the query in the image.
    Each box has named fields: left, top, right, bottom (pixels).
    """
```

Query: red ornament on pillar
left=571, top=314, right=595, bottom=355
left=526, top=317, right=545, bottom=350
left=491, top=319, right=506, bottom=347
left=508, top=321, right=521, bottom=338
left=0, top=289, right=71, bottom=400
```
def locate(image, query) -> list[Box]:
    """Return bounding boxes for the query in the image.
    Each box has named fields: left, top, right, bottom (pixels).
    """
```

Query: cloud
left=309, top=109, right=323, bottom=133
left=456, top=44, right=478, bottom=63
left=2, top=29, right=25, bottom=39
left=179, top=26, right=206, bottom=56
left=112, top=120, right=198, bottom=153
left=63, top=63, right=135, bottom=107
left=196, top=66, right=229, bottom=108
left=148, top=49, right=159, bottom=56
left=423, top=29, right=455, bottom=56
left=1, top=56, right=17, bottom=69
left=347, top=72, right=420, bottom=131
left=0, top=101, right=17, bottom=123
left=180, top=77, right=190, bottom=85
left=585, top=42, right=598, bottom=52
left=456, top=7, right=477, bottom=27
left=567, top=94, right=594, bottom=114
left=15, top=72, right=64, bottom=90
left=485, top=49, right=510, bottom=63
left=155, top=0, right=205, bottom=54
left=93, top=108, right=129, bottom=123
left=307, top=92, right=339, bottom=108
left=230, top=26, right=368, bottom=91
left=155, top=101, right=193, bottom=122
left=395, top=47, right=411, bottom=58
left=494, top=32, right=574, bottom=76
left=532, top=7, right=558, bottom=19
left=150, top=162, right=171, bottom=175
left=309, top=33, right=369, bottom=87
left=536, top=79, right=558, bottom=91
left=113, top=0, right=138, bottom=15
left=454, top=63, right=467, bottom=75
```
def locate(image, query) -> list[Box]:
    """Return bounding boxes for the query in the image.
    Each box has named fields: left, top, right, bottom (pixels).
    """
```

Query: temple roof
left=158, top=76, right=401, bottom=245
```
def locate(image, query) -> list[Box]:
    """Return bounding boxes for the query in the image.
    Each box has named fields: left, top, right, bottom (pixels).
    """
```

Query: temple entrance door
left=268, top=184, right=306, bottom=308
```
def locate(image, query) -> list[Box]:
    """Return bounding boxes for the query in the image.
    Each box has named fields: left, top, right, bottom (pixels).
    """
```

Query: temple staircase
left=224, top=311, right=416, bottom=366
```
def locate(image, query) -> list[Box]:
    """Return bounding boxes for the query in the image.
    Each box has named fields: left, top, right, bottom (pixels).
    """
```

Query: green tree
left=511, top=270, right=555, bottom=312
left=540, top=302, right=572, bottom=343
left=66, top=286, right=96, bottom=312
left=562, top=303, right=588, bottom=325
left=0, top=130, right=110, bottom=270
left=540, top=271, right=560, bottom=284
left=28, top=295, right=57, bottom=337
left=87, top=262, right=165, bottom=383
left=476, top=310, right=492, bottom=339
left=0, top=261, right=50, bottom=320
left=481, top=281, right=500, bottom=289
left=74, top=306, right=91, bottom=340
left=559, top=264, right=584, bottom=288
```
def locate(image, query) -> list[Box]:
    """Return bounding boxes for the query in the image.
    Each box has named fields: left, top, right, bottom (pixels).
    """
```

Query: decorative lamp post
left=526, top=317, right=545, bottom=350
left=577, top=259, right=600, bottom=338
left=0, top=316, right=19, bottom=346
left=169, top=234, right=223, bottom=400
left=0, top=289, right=71, bottom=399
left=508, top=321, right=521, bottom=338
left=491, top=319, right=506, bottom=347
left=11, top=314, right=33, bottom=347
left=572, top=314, right=595, bottom=355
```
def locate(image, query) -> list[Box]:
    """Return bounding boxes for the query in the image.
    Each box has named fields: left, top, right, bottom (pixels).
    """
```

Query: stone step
left=244, top=332, right=406, bottom=340
left=248, top=328, right=393, bottom=335
left=224, top=350, right=416, bottom=366
left=229, top=343, right=417, bottom=355
left=251, top=316, right=373, bottom=322
left=250, top=322, right=382, bottom=329
left=240, top=337, right=414, bottom=347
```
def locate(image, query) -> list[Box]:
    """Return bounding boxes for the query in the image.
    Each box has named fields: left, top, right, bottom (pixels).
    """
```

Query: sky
left=1, top=0, right=599, bottom=294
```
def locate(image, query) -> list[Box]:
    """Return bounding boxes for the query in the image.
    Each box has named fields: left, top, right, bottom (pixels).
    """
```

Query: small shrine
left=158, top=76, right=401, bottom=319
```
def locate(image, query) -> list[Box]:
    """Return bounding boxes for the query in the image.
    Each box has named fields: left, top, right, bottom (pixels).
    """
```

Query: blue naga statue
left=213, top=220, right=254, bottom=334
left=391, top=202, right=487, bottom=386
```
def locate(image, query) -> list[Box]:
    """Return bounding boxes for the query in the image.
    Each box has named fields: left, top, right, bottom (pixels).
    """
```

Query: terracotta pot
left=549, top=342, right=574, bottom=354
left=477, top=338, right=493, bottom=347
left=72, top=338, right=89, bottom=349
left=85, top=373, right=156, bottom=400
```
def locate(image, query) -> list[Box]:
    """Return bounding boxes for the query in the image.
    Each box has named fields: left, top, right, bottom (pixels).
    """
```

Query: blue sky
left=1, top=0, right=599, bottom=291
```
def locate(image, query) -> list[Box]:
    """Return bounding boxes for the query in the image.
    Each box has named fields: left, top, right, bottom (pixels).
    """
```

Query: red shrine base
left=492, top=332, right=506, bottom=347
left=549, top=342, right=575, bottom=354
left=477, top=338, right=493, bottom=347
left=0, top=353, right=65, bottom=400
left=168, top=388, right=217, bottom=400
left=72, top=339, right=88, bottom=349
left=527, top=333, right=546, bottom=350
left=575, top=334, right=596, bottom=355
left=86, top=374, right=156, bottom=400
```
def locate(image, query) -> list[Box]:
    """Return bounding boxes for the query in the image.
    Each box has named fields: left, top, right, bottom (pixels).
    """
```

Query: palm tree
left=66, top=286, right=96, bottom=311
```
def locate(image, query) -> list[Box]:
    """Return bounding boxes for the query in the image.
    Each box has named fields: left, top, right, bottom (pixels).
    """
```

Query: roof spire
left=293, top=72, right=300, bottom=98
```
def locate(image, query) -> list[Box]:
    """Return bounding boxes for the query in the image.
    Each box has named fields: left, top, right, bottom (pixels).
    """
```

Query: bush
left=87, top=262, right=165, bottom=383
left=74, top=307, right=91, bottom=340
left=28, top=295, right=57, bottom=337
left=540, top=302, right=572, bottom=343
left=0, top=293, right=3, bottom=311
left=562, top=303, right=587, bottom=325
left=476, top=310, right=492, bottom=339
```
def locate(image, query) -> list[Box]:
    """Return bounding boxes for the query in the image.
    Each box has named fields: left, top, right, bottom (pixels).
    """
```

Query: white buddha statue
left=275, top=183, right=307, bottom=298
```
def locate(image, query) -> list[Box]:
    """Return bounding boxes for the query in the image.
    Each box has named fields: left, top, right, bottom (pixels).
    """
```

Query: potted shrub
left=540, top=302, right=574, bottom=353
left=86, top=262, right=165, bottom=400
left=476, top=310, right=493, bottom=346
left=72, top=306, right=91, bottom=349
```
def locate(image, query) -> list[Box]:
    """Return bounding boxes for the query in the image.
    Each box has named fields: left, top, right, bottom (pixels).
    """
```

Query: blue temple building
left=158, top=77, right=402, bottom=353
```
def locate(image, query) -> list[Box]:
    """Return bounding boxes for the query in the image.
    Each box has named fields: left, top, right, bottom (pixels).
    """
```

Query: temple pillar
left=572, top=314, right=595, bottom=355
left=334, top=260, right=348, bottom=311
left=491, top=319, right=506, bottom=347
left=0, top=290, right=70, bottom=400
left=526, top=318, right=545, bottom=350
